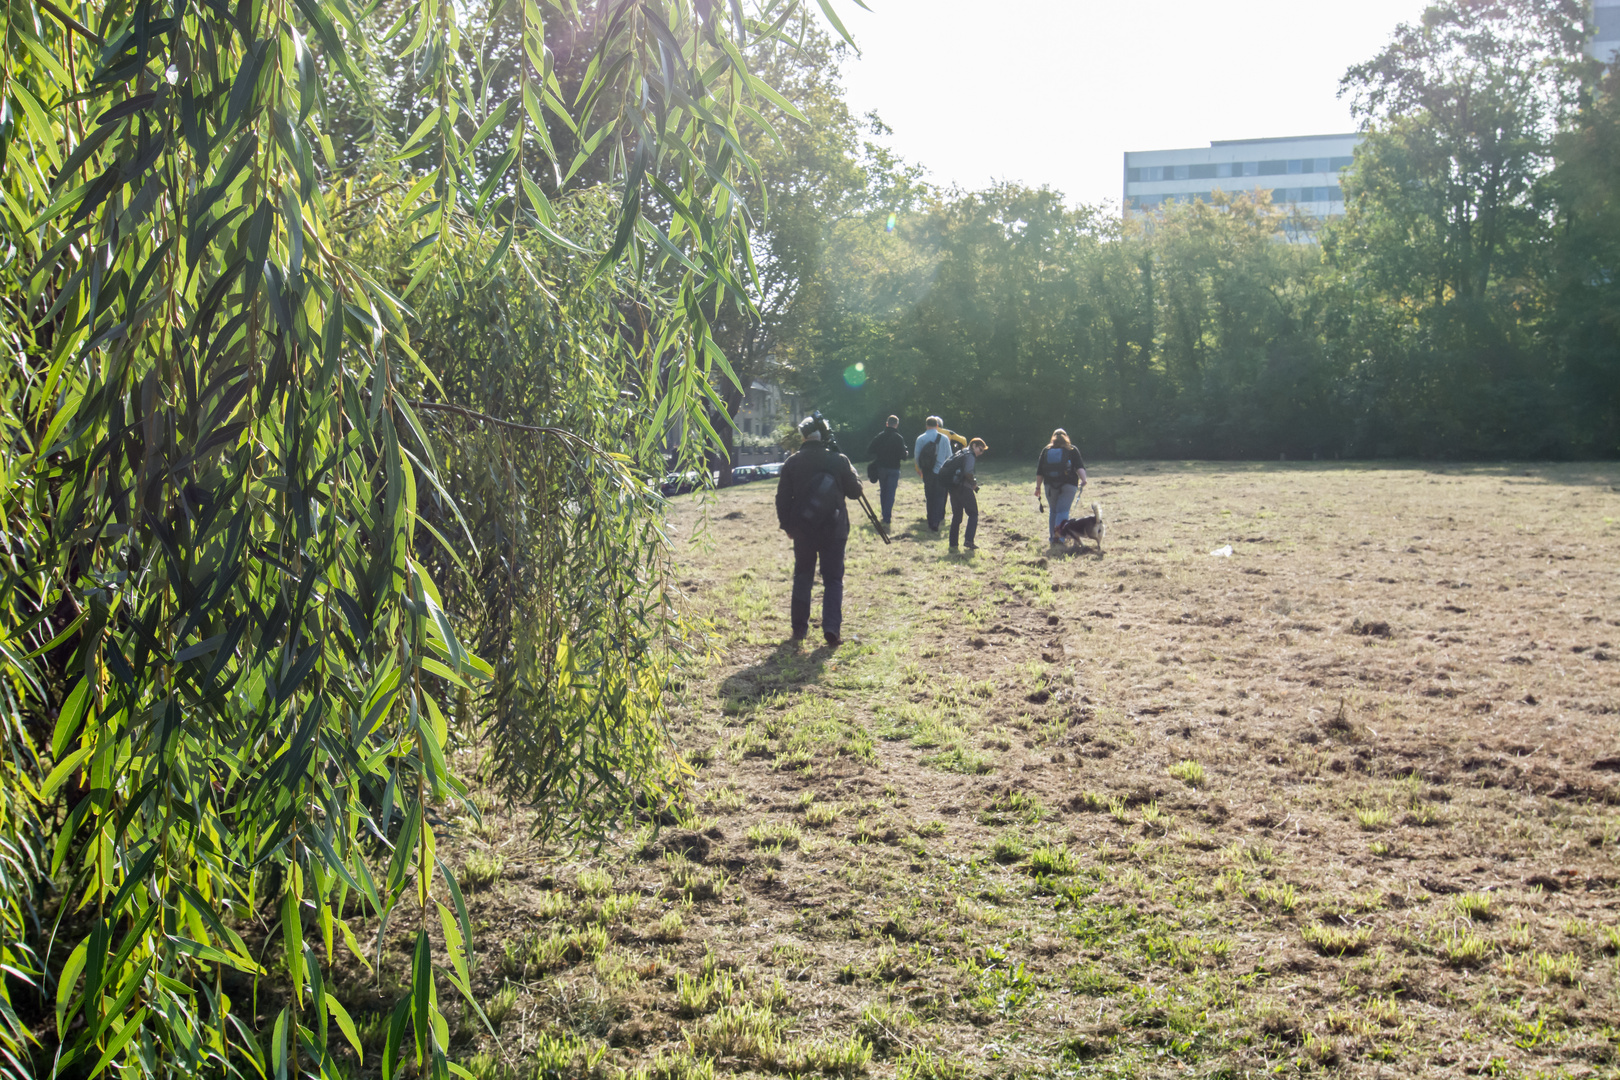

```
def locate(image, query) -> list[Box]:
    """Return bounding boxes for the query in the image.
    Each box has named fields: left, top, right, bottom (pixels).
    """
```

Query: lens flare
left=885, top=213, right=897, bottom=233
left=842, top=364, right=867, bottom=388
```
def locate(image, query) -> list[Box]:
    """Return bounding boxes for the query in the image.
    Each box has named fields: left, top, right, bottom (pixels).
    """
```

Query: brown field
left=428, top=462, right=1620, bottom=1080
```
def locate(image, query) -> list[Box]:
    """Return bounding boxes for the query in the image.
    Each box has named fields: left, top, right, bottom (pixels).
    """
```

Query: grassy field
left=423, top=461, right=1620, bottom=1079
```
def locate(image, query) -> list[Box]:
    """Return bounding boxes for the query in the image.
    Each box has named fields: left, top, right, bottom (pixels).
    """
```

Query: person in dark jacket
left=943, top=437, right=988, bottom=551
left=865, top=414, right=909, bottom=527
left=776, top=415, right=865, bottom=645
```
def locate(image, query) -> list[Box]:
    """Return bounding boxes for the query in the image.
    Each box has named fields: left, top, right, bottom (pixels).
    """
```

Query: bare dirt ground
left=431, top=461, right=1620, bottom=1080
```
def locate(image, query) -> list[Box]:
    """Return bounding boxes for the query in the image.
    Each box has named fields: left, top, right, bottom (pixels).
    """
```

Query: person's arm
left=775, top=467, right=794, bottom=532
left=867, top=432, right=883, bottom=459
left=838, top=455, right=864, bottom=499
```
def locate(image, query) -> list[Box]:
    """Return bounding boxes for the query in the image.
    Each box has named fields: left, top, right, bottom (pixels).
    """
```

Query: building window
left=1259, top=160, right=1288, bottom=175
left=1287, top=159, right=1304, bottom=174
left=1127, top=167, right=1142, bottom=182
left=1330, top=156, right=1354, bottom=170
left=1242, top=161, right=1259, bottom=176
left=1188, top=163, right=1217, bottom=179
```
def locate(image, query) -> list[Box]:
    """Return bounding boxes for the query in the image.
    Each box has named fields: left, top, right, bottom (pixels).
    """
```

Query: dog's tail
left=1091, top=502, right=1101, bottom=521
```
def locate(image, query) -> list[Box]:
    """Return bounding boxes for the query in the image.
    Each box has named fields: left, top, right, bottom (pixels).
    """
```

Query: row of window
left=1127, top=157, right=1354, bottom=183
left=1128, top=186, right=1344, bottom=209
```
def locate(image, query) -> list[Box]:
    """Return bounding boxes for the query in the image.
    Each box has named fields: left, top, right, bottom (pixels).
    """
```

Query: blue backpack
left=1039, top=447, right=1076, bottom=485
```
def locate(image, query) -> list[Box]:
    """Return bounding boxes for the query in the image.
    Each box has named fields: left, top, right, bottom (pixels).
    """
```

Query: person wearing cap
left=776, top=414, right=864, bottom=646
left=865, top=414, right=909, bottom=528
left=947, top=438, right=989, bottom=551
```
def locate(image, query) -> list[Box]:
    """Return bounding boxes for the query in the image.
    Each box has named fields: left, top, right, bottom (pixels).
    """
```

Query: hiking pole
left=816, top=419, right=889, bottom=545
left=857, top=490, right=891, bottom=545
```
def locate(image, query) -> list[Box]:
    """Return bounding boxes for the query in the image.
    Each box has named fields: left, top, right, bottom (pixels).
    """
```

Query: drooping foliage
left=0, top=0, right=845, bottom=1075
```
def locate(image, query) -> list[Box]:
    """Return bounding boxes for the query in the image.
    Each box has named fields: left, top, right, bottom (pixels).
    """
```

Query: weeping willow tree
left=0, top=0, right=845, bottom=1074
left=344, top=186, right=696, bottom=837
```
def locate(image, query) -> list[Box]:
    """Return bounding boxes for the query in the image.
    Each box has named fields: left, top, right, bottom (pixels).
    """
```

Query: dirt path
left=443, top=462, right=1620, bottom=1080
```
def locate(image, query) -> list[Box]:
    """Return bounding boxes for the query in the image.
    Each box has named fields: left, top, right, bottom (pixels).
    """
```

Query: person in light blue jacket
left=912, top=416, right=953, bottom=532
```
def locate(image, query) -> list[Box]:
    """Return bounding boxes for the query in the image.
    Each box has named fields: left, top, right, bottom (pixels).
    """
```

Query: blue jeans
left=792, top=534, right=846, bottom=637
left=1045, top=482, right=1079, bottom=540
left=876, top=467, right=900, bottom=524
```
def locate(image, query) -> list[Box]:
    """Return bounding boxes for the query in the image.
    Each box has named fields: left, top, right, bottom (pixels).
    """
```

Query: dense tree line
left=765, top=0, right=1618, bottom=461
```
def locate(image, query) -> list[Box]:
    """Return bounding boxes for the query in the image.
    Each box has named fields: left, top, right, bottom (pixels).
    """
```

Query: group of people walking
left=774, top=412, right=1087, bottom=646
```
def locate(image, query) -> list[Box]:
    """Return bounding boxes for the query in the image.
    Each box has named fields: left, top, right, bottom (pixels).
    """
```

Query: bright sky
left=832, top=0, right=1426, bottom=209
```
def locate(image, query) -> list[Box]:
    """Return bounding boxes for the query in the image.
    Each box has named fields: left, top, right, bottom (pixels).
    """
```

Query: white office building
left=1123, top=133, right=1361, bottom=220
left=1594, top=0, right=1620, bottom=63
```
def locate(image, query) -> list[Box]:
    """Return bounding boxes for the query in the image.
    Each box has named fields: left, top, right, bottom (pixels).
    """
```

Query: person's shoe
left=964, top=542, right=977, bottom=550
left=928, top=523, right=940, bottom=532
left=824, top=631, right=841, bottom=646
left=790, top=628, right=808, bottom=641
left=948, top=544, right=958, bottom=552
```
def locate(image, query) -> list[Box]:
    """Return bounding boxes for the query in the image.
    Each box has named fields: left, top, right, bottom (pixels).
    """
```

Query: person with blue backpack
left=777, top=414, right=866, bottom=645
left=1033, top=428, right=1088, bottom=544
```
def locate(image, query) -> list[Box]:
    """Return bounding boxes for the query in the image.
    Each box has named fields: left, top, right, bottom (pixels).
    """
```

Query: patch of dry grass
left=379, top=462, right=1619, bottom=1079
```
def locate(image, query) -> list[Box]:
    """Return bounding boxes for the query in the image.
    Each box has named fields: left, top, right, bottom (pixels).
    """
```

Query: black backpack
left=793, top=467, right=843, bottom=533
left=917, top=433, right=943, bottom=475
left=936, top=446, right=972, bottom=489
left=1039, top=446, right=1074, bottom=484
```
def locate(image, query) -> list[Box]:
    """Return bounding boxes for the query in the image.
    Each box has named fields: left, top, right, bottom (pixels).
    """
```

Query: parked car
left=731, top=465, right=761, bottom=483
left=658, top=471, right=702, bottom=496
left=756, top=462, right=783, bottom=477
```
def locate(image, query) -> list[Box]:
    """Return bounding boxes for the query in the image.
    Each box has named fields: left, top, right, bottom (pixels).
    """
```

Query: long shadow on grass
left=718, top=639, right=834, bottom=705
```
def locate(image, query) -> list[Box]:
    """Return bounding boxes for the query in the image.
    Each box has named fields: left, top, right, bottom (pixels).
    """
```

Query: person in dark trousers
left=943, top=438, right=988, bottom=551
left=1032, top=428, right=1088, bottom=543
left=865, top=414, right=909, bottom=527
left=913, top=416, right=953, bottom=532
left=776, top=415, right=864, bottom=646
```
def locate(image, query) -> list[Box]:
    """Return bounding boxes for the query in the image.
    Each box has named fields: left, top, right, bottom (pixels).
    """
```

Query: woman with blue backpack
left=1033, top=429, right=1088, bottom=544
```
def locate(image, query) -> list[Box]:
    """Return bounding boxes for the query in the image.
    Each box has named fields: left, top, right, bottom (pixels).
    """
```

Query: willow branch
left=409, top=400, right=614, bottom=461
